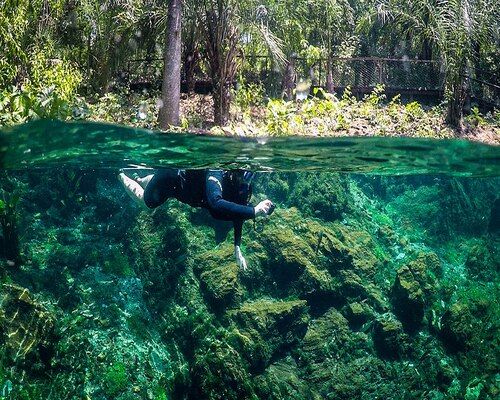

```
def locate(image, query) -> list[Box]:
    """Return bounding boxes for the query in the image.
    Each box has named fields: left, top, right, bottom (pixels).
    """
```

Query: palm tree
left=198, top=0, right=240, bottom=126
left=374, top=0, right=497, bottom=129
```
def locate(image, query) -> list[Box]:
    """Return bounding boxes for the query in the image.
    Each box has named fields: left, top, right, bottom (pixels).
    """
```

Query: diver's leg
left=118, top=172, right=149, bottom=209
left=143, top=169, right=179, bottom=209
left=137, top=174, right=154, bottom=189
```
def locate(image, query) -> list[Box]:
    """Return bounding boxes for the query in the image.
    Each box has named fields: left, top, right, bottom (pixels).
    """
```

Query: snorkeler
left=118, top=168, right=274, bottom=270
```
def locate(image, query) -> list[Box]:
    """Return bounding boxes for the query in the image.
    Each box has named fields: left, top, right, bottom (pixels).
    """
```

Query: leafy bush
left=464, top=106, right=486, bottom=127
left=28, top=50, right=82, bottom=102
left=266, top=99, right=298, bottom=136
left=0, top=86, right=72, bottom=126
left=0, top=43, right=81, bottom=125
left=235, top=82, right=265, bottom=109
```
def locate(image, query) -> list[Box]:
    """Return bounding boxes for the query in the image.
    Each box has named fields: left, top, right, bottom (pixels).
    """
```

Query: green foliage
left=234, top=82, right=265, bottom=109
left=364, top=84, right=386, bottom=106
left=404, top=101, right=425, bottom=121
left=0, top=86, right=72, bottom=126
left=265, top=99, right=297, bottom=136
left=28, top=51, right=82, bottom=102
left=465, top=106, right=486, bottom=127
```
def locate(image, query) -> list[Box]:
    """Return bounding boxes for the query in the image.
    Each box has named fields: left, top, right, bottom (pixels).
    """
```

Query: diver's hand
left=235, top=245, right=247, bottom=271
left=254, top=199, right=273, bottom=217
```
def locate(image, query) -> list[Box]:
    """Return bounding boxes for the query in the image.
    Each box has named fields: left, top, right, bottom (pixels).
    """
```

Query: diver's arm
left=206, top=171, right=255, bottom=220
left=233, top=220, right=247, bottom=270
left=254, top=199, right=274, bottom=216
left=234, top=219, right=243, bottom=247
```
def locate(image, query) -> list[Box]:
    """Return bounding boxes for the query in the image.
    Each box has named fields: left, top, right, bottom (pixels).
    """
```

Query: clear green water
left=1, top=120, right=499, bottom=176
left=0, top=121, right=499, bottom=400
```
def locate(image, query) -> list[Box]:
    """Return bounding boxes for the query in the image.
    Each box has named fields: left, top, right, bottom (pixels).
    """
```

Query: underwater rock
left=253, top=356, right=318, bottom=400
left=300, top=308, right=351, bottom=365
left=391, top=265, right=425, bottom=329
left=200, top=262, right=242, bottom=308
left=0, top=284, right=55, bottom=365
left=260, top=219, right=337, bottom=299
left=229, top=299, right=309, bottom=370
left=373, top=313, right=408, bottom=359
left=391, top=253, right=439, bottom=330
left=489, top=198, right=500, bottom=233
left=194, top=244, right=243, bottom=308
left=130, top=208, right=188, bottom=310
left=439, top=298, right=494, bottom=352
left=338, top=269, right=387, bottom=311
left=465, top=241, right=498, bottom=281
left=289, top=173, right=350, bottom=221
left=331, top=226, right=380, bottom=279
left=298, top=308, right=375, bottom=397
left=190, top=338, right=255, bottom=400
left=344, top=301, right=374, bottom=329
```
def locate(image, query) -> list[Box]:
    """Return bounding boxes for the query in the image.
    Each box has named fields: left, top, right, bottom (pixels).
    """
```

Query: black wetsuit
left=143, top=169, right=254, bottom=245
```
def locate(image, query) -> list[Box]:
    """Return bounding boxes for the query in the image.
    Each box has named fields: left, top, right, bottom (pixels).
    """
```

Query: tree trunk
left=420, top=37, right=432, bottom=60
left=213, top=79, right=231, bottom=126
left=445, top=57, right=468, bottom=130
left=201, top=3, right=239, bottom=126
left=183, top=25, right=199, bottom=94
left=446, top=77, right=466, bottom=130
left=282, top=55, right=296, bottom=101
left=159, top=0, right=182, bottom=128
left=326, top=57, right=335, bottom=94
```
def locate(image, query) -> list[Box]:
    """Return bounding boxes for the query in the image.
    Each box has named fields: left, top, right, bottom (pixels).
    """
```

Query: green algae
left=103, top=362, right=128, bottom=397
left=103, top=247, right=134, bottom=277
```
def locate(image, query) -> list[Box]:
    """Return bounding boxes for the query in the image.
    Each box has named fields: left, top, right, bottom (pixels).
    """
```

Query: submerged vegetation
left=0, top=170, right=498, bottom=399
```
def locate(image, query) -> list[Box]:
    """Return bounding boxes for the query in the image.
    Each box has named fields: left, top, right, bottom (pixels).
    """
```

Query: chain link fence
left=469, top=77, right=500, bottom=109
left=123, top=55, right=498, bottom=108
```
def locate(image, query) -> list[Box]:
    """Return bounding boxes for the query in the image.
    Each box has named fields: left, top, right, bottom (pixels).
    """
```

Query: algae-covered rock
left=392, top=265, right=425, bottom=329
left=440, top=300, right=491, bottom=352
left=190, top=338, right=255, bottom=400
left=344, top=301, right=374, bottom=329
left=229, top=299, right=309, bottom=369
left=289, top=172, right=350, bottom=221
left=373, top=313, right=408, bottom=359
left=253, top=357, right=317, bottom=400
left=330, top=225, right=381, bottom=279
left=311, top=355, right=426, bottom=399
left=130, top=208, right=188, bottom=310
left=0, top=284, right=55, bottom=365
left=338, top=269, right=387, bottom=311
left=465, top=241, right=498, bottom=281
left=300, top=308, right=351, bottom=365
left=260, top=218, right=337, bottom=299
left=195, top=245, right=243, bottom=308
left=200, top=262, right=242, bottom=307
left=392, top=253, right=440, bottom=330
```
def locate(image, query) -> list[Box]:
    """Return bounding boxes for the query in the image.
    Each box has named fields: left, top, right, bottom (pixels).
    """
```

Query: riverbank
left=83, top=88, right=499, bottom=145
left=1, top=86, right=498, bottom=145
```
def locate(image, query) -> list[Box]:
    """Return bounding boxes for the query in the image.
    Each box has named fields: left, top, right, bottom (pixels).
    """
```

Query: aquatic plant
left=103, top=247, right=134, bottom=277
left=102, top=362, right=129, bottom=398
left=0, top=185, right=22, bottom=267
